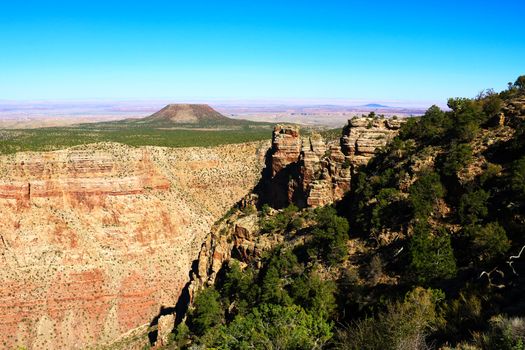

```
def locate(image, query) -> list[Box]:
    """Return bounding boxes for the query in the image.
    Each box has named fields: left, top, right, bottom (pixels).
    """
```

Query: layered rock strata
left=267, top=117, right=405, bottom=208
left=186, top=196, right=276, bottom=308
left=0, top=141, right=267, bottom=349
left=340, top=117, right=405, bottom=167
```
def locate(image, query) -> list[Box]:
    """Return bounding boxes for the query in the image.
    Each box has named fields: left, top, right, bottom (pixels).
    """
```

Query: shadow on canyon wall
left=148, top=144, right=307, bottom=345
left=147, top=259, right=198, bottom=345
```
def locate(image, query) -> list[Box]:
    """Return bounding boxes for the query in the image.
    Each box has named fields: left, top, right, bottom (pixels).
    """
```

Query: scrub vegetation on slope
left=161, top=76, right=525, bottom=350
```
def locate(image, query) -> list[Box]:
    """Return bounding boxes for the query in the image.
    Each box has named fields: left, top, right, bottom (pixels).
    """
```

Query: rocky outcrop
left=266, top=125, right=303, bottom=207
left=166, top=118, right=406, bottom=342
left=500, top=95, right=525, bottom=129
left=267, top=118, right=405, bottom=208
left=187, top=196, right=278, bottom=303
left=270, top=125, right=302, bottom=176
left=502, top=95, right=525, bottom=118
left=341, top=117, right=405, bottom=167
left=0, top=141, right=267, bottom=350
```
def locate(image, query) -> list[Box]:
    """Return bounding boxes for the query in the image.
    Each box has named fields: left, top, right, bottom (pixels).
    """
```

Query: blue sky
left=0, top=0, right=524, bottom=103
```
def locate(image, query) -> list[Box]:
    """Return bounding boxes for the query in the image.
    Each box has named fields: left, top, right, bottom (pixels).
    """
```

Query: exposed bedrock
left=0, top=142, right=267, bottom=349
left=267, top=117, right=405, bottom=208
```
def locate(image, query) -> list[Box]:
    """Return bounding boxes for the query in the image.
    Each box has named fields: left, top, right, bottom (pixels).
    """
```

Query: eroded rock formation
left=186, top=196, right=277, bottom=309
left=267, top=117, right=405, bottom=208
left=0, top=141, right=267, bottom=349
left=187, top=117, right=406, bottom=296
left=341, top=117, right=405, bottom=166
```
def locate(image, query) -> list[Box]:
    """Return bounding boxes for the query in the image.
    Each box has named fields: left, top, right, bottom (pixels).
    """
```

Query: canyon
left=0, top=115, right=405, bottom=349
left=0, top=141, right=267, bottom=349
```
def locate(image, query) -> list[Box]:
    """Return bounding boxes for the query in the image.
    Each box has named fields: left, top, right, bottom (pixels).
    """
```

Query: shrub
left=170, top=322, right=190, bottom=348
left=464, top=222, right=510, bottom=264
left=441, top=143, right=473, bottom=177
left=290, top=270, right=337, bottom=318
left=480, top=315, right=525, bottom=350
left=336, top=287, right=443, bottom=350
left=308, top=206, right=350, bottom=265
left=443, top=291, right=483, bottom=340
left=514, top=75, right=525, bottom=90
left=409, top=223, right=457, bottom=284
left=260, top=204, right=299, bottom=233
left=261, top=203, right=272, bottom=216
left=189, top=287, right=223, bottom=335
left=409, top=171, right=445, bottom=219
left=260, top=264, right=292, bottom=305
left=241, top=204, right=256, bottom=215
left=482, top=92, right=503, bottom=117
left=511, top=157, right=525, bottom=200
left=399, top=104, right=451, bottom=143
left=221, top=261, right=258, bottom=315
left=388, top=137, right=416, bottom=159
left=458, top=189, right=490, bottom=224
left=370, top=187, right=405, bottom=236
left=447, top=98, right=485, bottom=142
left=207, top=304, right=333, bottom=350
left=259, top=248, right=301, bottom=305
left=479, top=162, right=502, bottom=185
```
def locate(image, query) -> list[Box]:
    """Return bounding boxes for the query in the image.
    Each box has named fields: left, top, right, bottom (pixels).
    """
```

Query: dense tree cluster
left=341, top=77, right=525, bottom=348
left=166, top=207, right=347, bottom=349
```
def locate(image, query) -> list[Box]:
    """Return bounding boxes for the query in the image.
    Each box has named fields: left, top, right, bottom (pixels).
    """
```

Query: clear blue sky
left=0, top=0, right=524, bottom=103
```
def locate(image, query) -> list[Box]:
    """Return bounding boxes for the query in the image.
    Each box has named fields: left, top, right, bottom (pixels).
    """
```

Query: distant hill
left=361, top=103, right=391, bottom=108
left=122, top=103, right=270, bottom=128
left=143, top=104, right=231, bottom=125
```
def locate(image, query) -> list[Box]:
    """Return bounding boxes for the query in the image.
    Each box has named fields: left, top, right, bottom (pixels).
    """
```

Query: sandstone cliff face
left=0, top=141, right=267, bottom=349
left=266, top=125, right=303, bottom=208
left=340, top=117, right=404, bottom=167
left=270, top=125, right=302, bottom=177
left=185, top=196, right=277, bottom=313
left=267, top=118, right=405, bottom=208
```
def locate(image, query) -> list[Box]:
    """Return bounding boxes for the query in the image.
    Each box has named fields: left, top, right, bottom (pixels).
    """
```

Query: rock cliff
left=266, top=117, right=405, bottom=208
left=340, top=117, right=405, bottom=166
left=190, top=196, right=276, bottom=290
left=181, top=196, right=277, bottom=339
left=0, top=141, right=267, bottom=349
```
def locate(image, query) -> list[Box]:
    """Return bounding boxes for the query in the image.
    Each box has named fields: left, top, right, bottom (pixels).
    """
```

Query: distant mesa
left=83, top=103, right=270, bottom=129
left=361, top=103, right=391, bottom=108
left=142, top=104, right=231, bottom=125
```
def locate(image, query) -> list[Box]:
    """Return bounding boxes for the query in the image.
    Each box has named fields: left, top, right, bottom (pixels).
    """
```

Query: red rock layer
left=0, top=149, right=169, bottom=204
left=0, top=142, right=266, bottom=349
